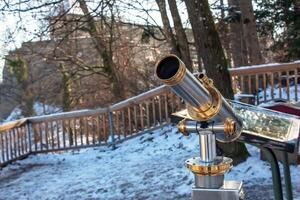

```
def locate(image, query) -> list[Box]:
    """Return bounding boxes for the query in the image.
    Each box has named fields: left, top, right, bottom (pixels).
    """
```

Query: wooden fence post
left=26, top=121, right=32, bottom=153
left=108, top=110, right=116, bottom=150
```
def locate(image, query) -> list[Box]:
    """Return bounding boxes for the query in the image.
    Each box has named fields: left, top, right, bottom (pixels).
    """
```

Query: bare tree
left=167, top=0, right=193, bottom=71
left=0, top=0, right=164, bottom=114
left=240, top=0, right=263, bottom=65
left=5, top=57, right=35, bottom=117
left=216, top=0, right=232, bottom=66
left=185, top=0, right=249, bottom=164
left=185, top=0, right=234, bottom=99
left=155, top=0, right=179, bottom=55
left=78, top=0, right=125, bottom=101
left=227, top=0, right=248, bottom=67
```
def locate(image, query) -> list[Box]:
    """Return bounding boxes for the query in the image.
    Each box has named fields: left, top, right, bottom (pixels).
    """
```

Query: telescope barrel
left=155, top=55, right=242, bottom=142
left=155, top=55, right=211, bottom=109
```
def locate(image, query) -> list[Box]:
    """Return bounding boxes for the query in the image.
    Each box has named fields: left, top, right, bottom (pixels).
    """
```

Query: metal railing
left=1, top=60, right=299, bottom=167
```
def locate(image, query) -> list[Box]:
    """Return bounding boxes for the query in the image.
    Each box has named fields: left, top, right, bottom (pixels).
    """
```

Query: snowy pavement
left=0, top=125, right=299, bottom=200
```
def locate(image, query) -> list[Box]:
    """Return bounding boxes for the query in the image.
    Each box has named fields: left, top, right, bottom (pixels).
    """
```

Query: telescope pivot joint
left=177, top=118, right=237, bottom=138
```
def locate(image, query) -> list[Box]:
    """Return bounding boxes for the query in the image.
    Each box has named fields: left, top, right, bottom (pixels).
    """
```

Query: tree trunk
left=289, top=0, right=300, bottom=59
left=59, top=63, right=72, bottom=112
left=20, top=86, right=35, bottom=117
left=185, top=0, right=233, bottom=99
left=227, top=0, right=248, bottom=67
left=167, top=0, right=193, bottom=71
left=7, top=57, right=35, bottom=117
left=185, top=0, right=249, bottom=164
left=20, top=72, right=35, bottom=117
left=155, top=0, right=179, bottom=55
left=240, top=0, right=263, bottom=65
left=218, top=0, right=232, bottom=66
left=78, top=0, right=125, bottom=102
left=59, top=63, right=74, bottom=145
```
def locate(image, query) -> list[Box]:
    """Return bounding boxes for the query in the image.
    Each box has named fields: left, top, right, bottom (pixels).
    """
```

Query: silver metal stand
left=155, top=55, right=245, bottom=200
left=192, top=181, right=244, bottom=200
left=186, top=130, right=244, bottom=200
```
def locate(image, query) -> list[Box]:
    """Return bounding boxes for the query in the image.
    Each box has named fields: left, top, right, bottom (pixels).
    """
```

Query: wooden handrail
left=0, top=119, right=27, bottom=132
left=109, top=85, right=168, bottom=111
left=229, top=61, right=300, bottom=76
left=27, top=108, right=108, bottom=123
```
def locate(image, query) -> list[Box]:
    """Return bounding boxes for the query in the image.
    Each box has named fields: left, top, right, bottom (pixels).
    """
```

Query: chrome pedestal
left=192, top=180, right=244, bottom=200
left=187, top=130, right=244, bottom=200
left=194, top=174, right=224, bottom=188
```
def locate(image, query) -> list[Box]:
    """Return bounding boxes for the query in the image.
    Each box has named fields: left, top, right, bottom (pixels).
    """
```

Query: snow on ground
left=33, top=102, right=61, bottom=116
left=0, top=125, right=300, bottom=200
left=234, top=84, right=300, bottom=106
left=233, top=73, right=300, bottom=104
left=4, top=107, right=23, bottom=122
left=258, top=84, right=300, bottom=105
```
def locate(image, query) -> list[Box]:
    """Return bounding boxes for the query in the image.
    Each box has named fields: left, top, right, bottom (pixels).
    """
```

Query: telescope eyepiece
left=155, top=55, right=186, bottom=86
left=156, top=56, right=180, bottom=80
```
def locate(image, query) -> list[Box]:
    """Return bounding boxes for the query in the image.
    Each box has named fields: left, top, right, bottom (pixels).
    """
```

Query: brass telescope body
left=155, top=54, right=242, bottom=143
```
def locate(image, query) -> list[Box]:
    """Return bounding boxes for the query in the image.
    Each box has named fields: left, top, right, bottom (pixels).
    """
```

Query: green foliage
left=6, top=58, right=29, bottom=83
left=255, top=0, right=300, bottom=61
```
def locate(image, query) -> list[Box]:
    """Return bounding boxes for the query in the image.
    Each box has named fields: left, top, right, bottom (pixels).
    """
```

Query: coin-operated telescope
left=155, top=54, right=244, bottom=200
left=156, top=55, right=300, bottom=200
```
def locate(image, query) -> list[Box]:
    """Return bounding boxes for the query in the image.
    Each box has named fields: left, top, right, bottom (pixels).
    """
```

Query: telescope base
left=194, top=174, right=224, bottom=188
left=192, top=180, right=244, bottom=200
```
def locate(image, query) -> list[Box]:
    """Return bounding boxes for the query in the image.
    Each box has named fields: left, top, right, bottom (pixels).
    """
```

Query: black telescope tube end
left=198, top=73, right=205, bottom=79
left=155, top=55, right=186, bottom=86
left=156, top=55, right=179, bottom=80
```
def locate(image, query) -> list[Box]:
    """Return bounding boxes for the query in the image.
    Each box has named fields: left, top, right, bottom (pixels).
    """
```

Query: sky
left=0, top=8, right=46, bottom=80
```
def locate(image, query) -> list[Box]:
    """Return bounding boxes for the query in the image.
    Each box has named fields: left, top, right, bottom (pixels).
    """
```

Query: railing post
left=108, top=110, right=116, bottom=150
left=26, top=120, right=32, bottom=153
